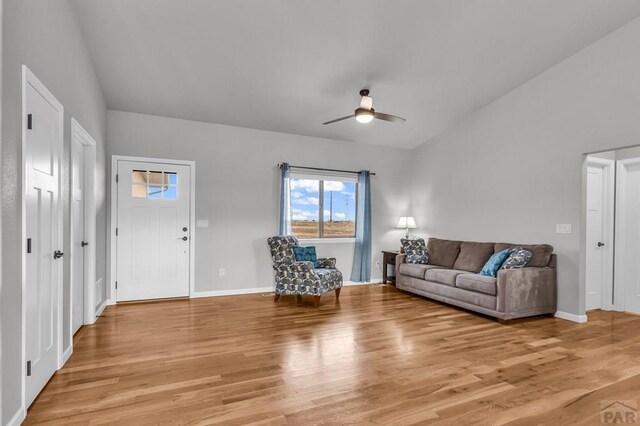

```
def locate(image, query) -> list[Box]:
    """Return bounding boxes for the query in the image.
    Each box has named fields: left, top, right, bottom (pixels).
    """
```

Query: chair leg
left=335, top=287, right=341, bottom=299
left=274, top=294, right=280, bottom=302
left=313, top=295, right=321, bottom=308
left=296, top=294, right=303, bottom=302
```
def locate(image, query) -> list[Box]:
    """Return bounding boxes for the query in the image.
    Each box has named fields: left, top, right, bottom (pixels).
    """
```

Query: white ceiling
left=74, top=1, right=640, bottom=149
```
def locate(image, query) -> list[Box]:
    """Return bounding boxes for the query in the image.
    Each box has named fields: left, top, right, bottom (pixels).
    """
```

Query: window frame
left=289, top=172, right=358, bottom=240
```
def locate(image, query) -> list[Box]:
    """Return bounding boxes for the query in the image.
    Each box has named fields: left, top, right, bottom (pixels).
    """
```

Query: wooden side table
left=382, top=250, right=400, bottom=285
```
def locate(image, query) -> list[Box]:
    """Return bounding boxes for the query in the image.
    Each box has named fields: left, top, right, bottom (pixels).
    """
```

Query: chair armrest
left=275, top=261, right=315, bottom=273
left=496, top=267, right=556, bottom=315
left=317, top=257, right=336, bottom=268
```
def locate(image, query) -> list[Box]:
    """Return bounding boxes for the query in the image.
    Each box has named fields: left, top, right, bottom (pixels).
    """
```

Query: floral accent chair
left=267, top=235, right=343, bottom=307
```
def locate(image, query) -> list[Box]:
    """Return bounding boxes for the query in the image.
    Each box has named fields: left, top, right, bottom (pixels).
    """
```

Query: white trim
left=70, top=119, right=98, bottom=334
left=62, top=345, right=73, bottom=364
left=95, top=299, right=108, bottom=317
left=7, top=406, right=26, bottom=426
left=555, top=311, right=588, bottom=323
left=109, top=155, right=196, bottom=304
left=191, top=287, right=275, bottom=298
left=297, top=237, right=356, bottom=244
left=21, top=65, right=65, bottom=410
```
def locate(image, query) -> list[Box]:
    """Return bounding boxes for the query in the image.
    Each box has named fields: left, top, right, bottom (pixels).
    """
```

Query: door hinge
left=27, top=114, right=32, bottom=130
left=27, top=360, right=32, bottom=376
left=27, top=238, right=32, bottom=254
left=115, top=228, right=118, bottom=236
left=115, top=281, right=118, bottom=290
left=116, top=174, right=119, bottom=183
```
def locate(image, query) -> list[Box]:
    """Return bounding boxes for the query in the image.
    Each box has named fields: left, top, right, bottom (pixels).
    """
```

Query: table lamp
left=396, top=216, right=418, bottom=239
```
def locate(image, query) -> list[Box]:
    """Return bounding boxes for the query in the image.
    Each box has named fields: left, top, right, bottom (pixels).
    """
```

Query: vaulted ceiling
left=74, top=1, right=640, bottom=148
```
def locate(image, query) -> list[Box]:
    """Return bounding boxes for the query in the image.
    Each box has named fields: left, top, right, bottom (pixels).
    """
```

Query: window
left=290, top=175, right=357, bottom=239
left=131, top=170, right=178, bottom=199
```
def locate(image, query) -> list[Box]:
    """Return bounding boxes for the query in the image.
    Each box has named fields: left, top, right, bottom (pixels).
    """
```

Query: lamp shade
left=396, top=216, right=417, bottom=229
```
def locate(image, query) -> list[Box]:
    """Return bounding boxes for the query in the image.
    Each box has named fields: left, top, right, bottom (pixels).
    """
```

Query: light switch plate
left=556, top=224, right=572, bottom=234
left=196, top=219, right=209, bottom=228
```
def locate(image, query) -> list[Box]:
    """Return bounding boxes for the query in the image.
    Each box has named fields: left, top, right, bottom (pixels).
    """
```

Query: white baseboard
left=63, top=344, right=73, bottom=365
left=7, top=405, right=26, bottom=426
left=555, top=311, right=588, bottom=323
left=191, top=286, right=274, bottom=298
left=343, top=280, right=374, bottom=286
left=95, top=299, right=108, bottom=318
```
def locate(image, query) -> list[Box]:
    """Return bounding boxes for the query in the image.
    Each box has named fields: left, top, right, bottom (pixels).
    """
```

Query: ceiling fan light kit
left=323, top=89, right=407, bottom=126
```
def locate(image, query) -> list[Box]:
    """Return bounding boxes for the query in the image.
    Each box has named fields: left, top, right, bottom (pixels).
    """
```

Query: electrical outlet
left=219, top=268, right=225, bottom=277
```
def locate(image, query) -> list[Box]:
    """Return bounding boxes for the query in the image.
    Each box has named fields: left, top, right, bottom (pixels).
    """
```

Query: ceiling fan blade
left=322, top=114, right=354, bottom=125
left=360, top=96, right=373, bottom=110
left=374, top=112, right=406, bottom=123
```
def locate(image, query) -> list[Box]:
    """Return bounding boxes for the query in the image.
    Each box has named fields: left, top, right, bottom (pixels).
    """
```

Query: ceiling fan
left=323, top=89, right=407, bottom=125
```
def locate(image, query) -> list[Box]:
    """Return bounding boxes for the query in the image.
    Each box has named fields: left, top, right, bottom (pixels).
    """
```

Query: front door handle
left=53, top=250, right=64, bottom=259
left=597, top=242, right=605, bottom=247
left=81, top=241, right=89, bottom=247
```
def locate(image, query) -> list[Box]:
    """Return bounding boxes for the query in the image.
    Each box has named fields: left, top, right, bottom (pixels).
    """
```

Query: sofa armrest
left=395, top=254, right=406, bottom=271
left=496, top=267, right=556, bottom=315
left=317, top=257, right=336, bottom=268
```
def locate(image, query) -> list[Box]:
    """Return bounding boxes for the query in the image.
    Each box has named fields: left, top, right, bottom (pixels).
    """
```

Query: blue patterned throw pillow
left=501, top=247, right=532, bottom=269
left=401, top=238, right=429, bottom=264
left=293, top=246, right=317, bottom=267
left=480, top=249, right=511, bottom=277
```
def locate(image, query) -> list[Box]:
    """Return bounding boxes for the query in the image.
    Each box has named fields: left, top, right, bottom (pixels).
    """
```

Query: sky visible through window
left=290, top=178, right=356, bottom=238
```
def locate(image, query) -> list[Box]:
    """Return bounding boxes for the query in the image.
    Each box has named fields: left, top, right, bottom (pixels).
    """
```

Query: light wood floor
left=25, top=285, right=640, bottom=425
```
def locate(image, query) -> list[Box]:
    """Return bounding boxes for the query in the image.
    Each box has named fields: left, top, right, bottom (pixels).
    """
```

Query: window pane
left=148, top=186, right=164, bottom=199
left=132, top=170, right=147, bottom=184
left=290, top=178, right=320, bottom=238
left=132, top=184, right=147, bottom=198
left=164, top=186, right=177, bottom=199
left=148, top=171, right=166, bottom=186
left=167, top=172, right=177, bottom=185
left=323, top=181, right=356, bottom=237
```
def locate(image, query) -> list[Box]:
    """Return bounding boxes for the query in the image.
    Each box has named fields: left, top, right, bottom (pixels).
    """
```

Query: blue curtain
left=351, top=171, right=372, bottom=282
left=278, top=163, right=292, bottom=235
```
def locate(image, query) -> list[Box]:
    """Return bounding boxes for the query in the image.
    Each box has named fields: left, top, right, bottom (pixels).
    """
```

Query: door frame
left=585, top=156, right=616, bottom=311
left=109, top=155, right=196, bottom=304
left=70, top=119, right=97, bottom=338
left=614, top=157, right=640, bottom=312
left=21, top=65, right=65, bottom=411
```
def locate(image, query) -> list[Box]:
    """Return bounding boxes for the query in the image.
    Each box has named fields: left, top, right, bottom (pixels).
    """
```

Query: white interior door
left=71, top=137, right=85, bottom=334
left=24, top=70, right=63, bottom=407
left=116, top=160, right=191, bottom=301
left=619, top=161, right=640, bottom=314
left=586, top=165, right=605, bottom=310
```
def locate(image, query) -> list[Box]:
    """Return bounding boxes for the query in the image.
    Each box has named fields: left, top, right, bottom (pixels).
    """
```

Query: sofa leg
left=274, top=294, right=280, bottom=302
left=335, top=288, right=341, bottom=299
left=498, top=318, right=511, bottom=325
left=313, top=295, right=321, bottom=308
left=296, top=294, right=303, bottom=302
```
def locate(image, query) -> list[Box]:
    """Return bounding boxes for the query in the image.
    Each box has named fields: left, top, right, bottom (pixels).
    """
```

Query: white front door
left=24, top=69, right=63, bottom=407
left=586, top=165, right=605, bottom=310
left=72, top=136, right=86, bottom=334
left=620, top=161, right=640, bottom=314
left=116, top=160, right=191, bottom=301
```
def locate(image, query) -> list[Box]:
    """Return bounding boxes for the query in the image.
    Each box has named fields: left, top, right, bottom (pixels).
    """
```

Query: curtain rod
left=277, top=163, right=376, bottom=176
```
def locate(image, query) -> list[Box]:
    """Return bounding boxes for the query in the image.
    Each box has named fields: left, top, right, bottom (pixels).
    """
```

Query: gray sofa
left=396, top=238, right=557, bottom=320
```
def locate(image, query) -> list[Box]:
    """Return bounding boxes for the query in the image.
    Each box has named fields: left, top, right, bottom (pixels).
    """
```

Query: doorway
left=111, top=156, right=195, bottom=302
left=70, top=119, right=97, bottom=335
left=585, top=156, right=614, bottom=311
left=22, top=66, right=64, bottom=407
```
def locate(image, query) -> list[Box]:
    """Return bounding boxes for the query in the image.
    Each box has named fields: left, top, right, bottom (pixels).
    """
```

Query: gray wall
left=410, top=16, right=640, bottom=316
left=1, top=1, right=107, bottom=422
left=107, top=111, right=411, bottom=295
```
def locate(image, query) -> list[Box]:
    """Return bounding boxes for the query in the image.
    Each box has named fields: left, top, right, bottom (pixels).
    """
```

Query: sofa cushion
left=426, top=238, right=462, bottom=268
left=401, top=238, right=429, bottom=264
left=456, top=273, right=497, bottom=296
left=399, top=263, right=444, bottom=279
left=453, top=241, right=495, bottom=273
left=425, top=268, right=468, bottom=286
left=494, top=243, right=553, bottom=267
left=501, top=247, right=532, bottom=269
